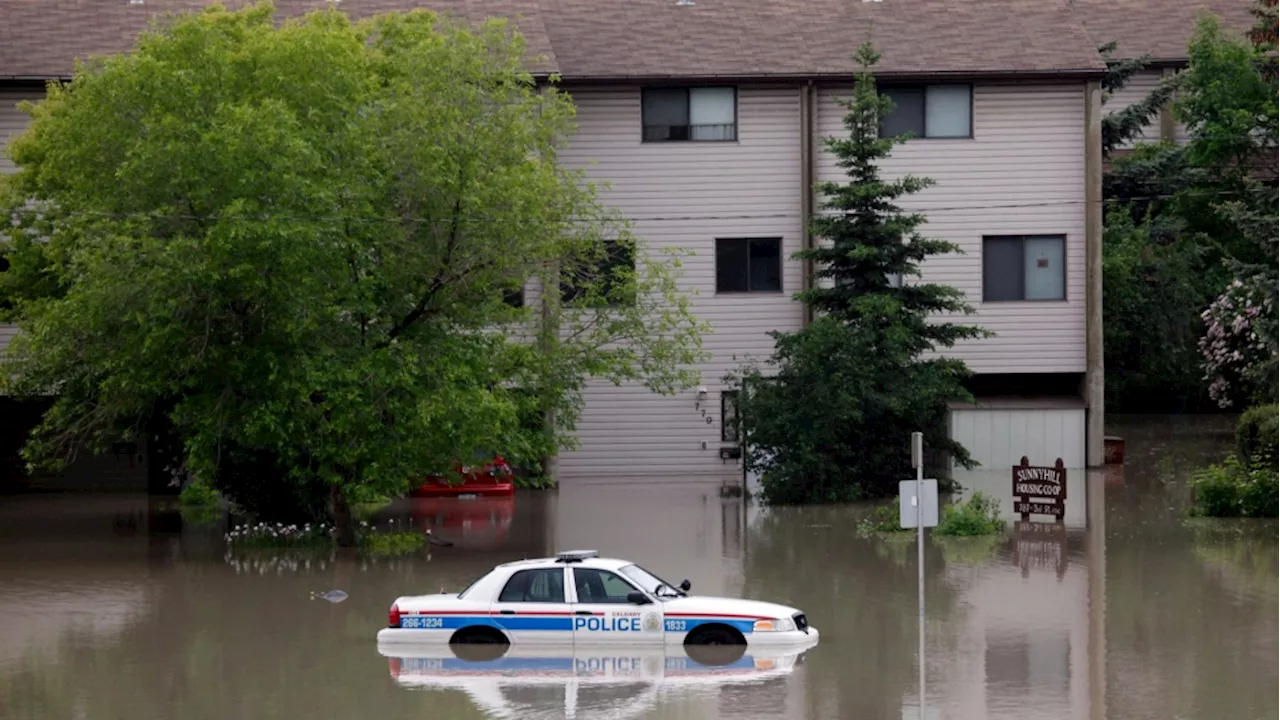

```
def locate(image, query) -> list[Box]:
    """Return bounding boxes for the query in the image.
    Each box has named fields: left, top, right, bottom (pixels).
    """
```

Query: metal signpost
left=899, top=431, right=938, bottom=720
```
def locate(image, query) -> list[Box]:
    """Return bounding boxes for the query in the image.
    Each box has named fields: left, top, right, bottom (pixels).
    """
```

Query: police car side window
left=573, top=568, right=639, bottom=604
left=498, top=568, right=565, bottom=603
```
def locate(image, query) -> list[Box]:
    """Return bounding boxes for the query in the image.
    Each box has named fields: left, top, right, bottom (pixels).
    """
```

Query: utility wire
left=0, top=188, right=1260, bottom=227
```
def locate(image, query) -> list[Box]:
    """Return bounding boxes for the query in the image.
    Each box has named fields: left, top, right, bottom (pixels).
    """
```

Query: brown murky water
left=0, top=415, right=1274, bottom=720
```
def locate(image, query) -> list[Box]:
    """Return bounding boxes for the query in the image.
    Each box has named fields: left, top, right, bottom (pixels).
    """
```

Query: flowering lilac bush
left=1199, top=278, right=1278, bottom=407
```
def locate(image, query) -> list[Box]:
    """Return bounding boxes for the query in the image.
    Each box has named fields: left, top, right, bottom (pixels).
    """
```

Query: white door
left=569, top=567, right=664, bottom=645
left=489, top=567, right=573, bottom=644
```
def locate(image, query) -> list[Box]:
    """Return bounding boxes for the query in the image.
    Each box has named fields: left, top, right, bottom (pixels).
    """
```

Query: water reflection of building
left=929, top=468, right=1106, bottom=720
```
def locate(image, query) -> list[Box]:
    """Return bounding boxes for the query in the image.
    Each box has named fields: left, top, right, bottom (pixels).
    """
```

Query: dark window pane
left=983, top=237, right=1024, bottom=301
left=642, top=89, right=689, bottom=141
left=748, top=238, right=782, bottom=292
left=499, top=569, right=564, bottom=603
left=716, top=239, right=749, bottom=292
left=573, top=568, right=638, bottom=604
left=881, top=88, right=925, bottom=138
left=561, top=240, right=635, bottom=305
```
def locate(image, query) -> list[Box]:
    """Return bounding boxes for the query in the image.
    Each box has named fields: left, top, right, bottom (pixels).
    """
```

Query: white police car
left=377, top=550, right=818, bottom=647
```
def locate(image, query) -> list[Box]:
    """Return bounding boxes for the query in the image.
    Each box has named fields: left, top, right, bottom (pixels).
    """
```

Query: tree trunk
left=330, top=484, right=356, bottom=548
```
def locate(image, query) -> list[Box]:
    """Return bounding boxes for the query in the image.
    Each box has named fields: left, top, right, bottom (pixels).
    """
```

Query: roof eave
left=552, top=67, right=1108, bottom=86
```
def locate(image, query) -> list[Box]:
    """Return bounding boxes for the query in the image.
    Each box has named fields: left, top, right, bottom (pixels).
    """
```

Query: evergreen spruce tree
left=727, top=41, right=991, bottom=504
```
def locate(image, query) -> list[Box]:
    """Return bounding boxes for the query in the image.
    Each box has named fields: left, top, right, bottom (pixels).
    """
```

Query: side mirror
left=626, top=591, right=652, bottom=605
left=679, top=579, right=692, bottom=592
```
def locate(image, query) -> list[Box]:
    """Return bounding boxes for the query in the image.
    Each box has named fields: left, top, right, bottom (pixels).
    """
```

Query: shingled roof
left=1069, top=0, right=1261, bottom=63
left=0, top=0, right=1116, bottom=81
left=0, top=0, right=1256, bottom=83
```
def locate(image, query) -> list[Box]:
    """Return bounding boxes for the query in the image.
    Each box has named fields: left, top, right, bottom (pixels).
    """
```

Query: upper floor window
left=642, top=87, right=737, bottom=142
left=715, top=237, right=781, bottom=293
left=880, top=85, right=972, bottom=139
left=982, top=235, right=1066, bottom=301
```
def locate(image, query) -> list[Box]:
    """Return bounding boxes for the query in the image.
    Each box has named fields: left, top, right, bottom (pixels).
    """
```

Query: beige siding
left=1103, top=69, right=1163, bottom=148
left=816, top=83, right=1087, bottom=374
left=0, top=91, right=41, bottom=361
left=1104, top=69, right=1189, bottom=146
left=555, top=86, right=803, bottom=480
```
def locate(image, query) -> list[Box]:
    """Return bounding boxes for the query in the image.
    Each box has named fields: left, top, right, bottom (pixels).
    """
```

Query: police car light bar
left=554, top=550, right=599, bottom=563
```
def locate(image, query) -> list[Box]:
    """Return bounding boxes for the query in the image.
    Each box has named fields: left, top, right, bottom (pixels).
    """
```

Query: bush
left=935, top=491, right=1005, bottom=537
left=1236, top=404, right=1278, bottom=465
left=179, top=481, right=220, bottom=507
left=856, top=504, right=913, bottom=538
left=1191, top=454, right=1279, bottom=518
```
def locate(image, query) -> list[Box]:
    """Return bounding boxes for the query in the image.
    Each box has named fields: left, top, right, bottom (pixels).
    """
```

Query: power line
left=0, top=188, right=1259, bottom=226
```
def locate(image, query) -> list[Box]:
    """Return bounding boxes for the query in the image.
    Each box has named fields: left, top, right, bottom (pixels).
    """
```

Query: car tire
left=449, top=627, right=510, bottom=646
left=684, top=625, right=746, bottom=646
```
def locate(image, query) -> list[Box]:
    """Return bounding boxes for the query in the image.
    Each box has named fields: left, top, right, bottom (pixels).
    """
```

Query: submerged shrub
left=1236, top=404, right=1279, bottom=465
left=935, top=491, right=1005, bottom=537
left=179, top=481, right=221, bottom=507
left=1191, top=454, right=1279, bottom=518
left=856, top=504, right=913, bottom=538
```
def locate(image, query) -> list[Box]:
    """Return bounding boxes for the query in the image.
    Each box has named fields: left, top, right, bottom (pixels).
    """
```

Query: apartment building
left=0, top=0, right=1253, bottom=488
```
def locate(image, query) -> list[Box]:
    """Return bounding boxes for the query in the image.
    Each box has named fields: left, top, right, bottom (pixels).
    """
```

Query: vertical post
left=1084, top=79, right=1105, bottom=467
left=911, top=431, right=925, bottom=719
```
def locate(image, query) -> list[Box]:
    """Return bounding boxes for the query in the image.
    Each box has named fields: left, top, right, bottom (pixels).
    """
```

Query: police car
left=377, top=550, right=818, bottom=647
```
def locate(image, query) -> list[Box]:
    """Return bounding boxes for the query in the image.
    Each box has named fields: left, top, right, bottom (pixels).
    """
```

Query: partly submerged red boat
left=410, top=455, right=516, bottom=498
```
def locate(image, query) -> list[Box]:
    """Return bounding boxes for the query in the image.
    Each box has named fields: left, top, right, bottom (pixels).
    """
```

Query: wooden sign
left=1011, top=456, right=1067, bottom=520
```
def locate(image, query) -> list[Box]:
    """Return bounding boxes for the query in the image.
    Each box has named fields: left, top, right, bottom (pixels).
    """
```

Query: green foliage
left=726, top=42, right=989, bottom=505
left=179, top=481, right=221, bottom=507
left=934, top=491, right=1005, bottom=537
left=1236, top=404, right=1279, bottom=465
left=358, top=530, right=427, bottom=557
left=1099, top=41, right=1184, bottom=155
left=1190, top=454, right=1279, bottom=518
left=856, top=504, right=911, bottom=538
left=0, top=2, right=705, bottom=533
left=1102, top=205, right=1215, bottom=409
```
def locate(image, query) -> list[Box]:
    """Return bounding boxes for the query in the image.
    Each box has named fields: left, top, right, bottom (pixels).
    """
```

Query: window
left=642, top=87, right=737, bottom=142
left=572, top=568, right=641, bottom=604
left=880, top=85, right=972, bottom=139
left=498, top=568, right=565, bottom=603
left=982, top=235, right=1066, bottom=301
left=561, top=240, right=636, bottom=305
left=503, top=283, right=525, bottom=308
left=715, top=237, right=782, bottom=293
left=721, top=390, right=739, bottom=443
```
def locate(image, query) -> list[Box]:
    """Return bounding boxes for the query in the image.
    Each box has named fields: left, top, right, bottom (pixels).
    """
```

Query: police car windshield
left=619, top=564, right=682, bottom=599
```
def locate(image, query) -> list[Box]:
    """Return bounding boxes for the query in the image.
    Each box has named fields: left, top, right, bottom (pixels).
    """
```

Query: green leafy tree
left=0, top=2, right=706, bottom=542
left=725, top=42, right=990, bottom=505
left=1179, top=6, right=1278, bottom=406
left=1096, top=36, right=1233, bottom=412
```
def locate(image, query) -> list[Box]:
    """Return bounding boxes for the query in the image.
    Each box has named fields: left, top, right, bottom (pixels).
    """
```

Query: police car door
left=568, top=567, right=664, bottom=644
left=489, top=566, right=574, bottom=644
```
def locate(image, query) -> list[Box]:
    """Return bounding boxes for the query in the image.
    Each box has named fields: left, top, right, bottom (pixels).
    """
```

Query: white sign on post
left=898, top=479, right=939, bottom=529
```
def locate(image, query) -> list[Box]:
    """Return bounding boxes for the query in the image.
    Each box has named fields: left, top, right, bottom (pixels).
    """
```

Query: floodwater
left=0, top=415, right=1275, bottom=720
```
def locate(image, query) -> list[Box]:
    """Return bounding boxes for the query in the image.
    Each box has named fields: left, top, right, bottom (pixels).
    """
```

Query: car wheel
left=449, top=627, right=509, bottom=646
left=685, top=625, right=745, bottom=646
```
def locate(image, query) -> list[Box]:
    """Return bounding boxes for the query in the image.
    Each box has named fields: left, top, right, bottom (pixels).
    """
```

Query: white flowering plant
left=1198, top=277, right=1278, bottom=408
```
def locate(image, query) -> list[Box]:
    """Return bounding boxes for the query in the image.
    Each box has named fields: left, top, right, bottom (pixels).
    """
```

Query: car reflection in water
left=382, top=641, right=810, bottom=720
left=409, top=496, right=515, bottom=551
